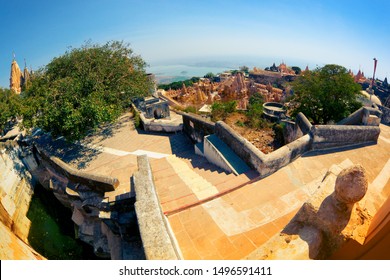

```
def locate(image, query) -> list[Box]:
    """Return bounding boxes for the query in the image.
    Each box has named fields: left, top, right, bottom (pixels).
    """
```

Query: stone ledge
left=133, top=155, right=179, bottom=260
left=34, top=144, right=119, bottom=193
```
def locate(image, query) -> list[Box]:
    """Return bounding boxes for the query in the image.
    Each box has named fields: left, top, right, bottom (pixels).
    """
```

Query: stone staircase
left=193, top=133, right=252, bottom=176
left=150, top=154, right=258, bottom=215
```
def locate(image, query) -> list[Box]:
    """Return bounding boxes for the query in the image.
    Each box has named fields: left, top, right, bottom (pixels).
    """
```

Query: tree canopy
left=290, top=64, right=362, bottom=124
left=22, top=41, right=153, bottom=140
left=0, top=88, right=22, bottom=134
left=291, top=66, right=302, bottom=75
left=158, top=77, right=200, bottom=91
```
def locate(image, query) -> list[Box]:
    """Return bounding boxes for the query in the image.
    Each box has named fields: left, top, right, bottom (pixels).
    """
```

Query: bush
left=0, top=88, right=22, bottom=134
left=183, top=106, right=197, bottom=114
left=211, top=101, right=236, bottom=121
left=273, top=123, right=285, bottom=146
left=246, top=102, right=267, bottom=129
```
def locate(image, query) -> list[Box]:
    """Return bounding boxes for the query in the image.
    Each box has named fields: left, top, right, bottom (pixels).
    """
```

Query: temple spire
left=10, top=54, right=22, bottom=94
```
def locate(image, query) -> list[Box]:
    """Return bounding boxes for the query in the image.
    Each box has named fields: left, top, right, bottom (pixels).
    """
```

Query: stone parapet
left=34, top=144, right=118, bottom=193
left=215, top=121, right=312, bottom=178
left=311, top=125, right=380, bottom=150
left=182, top=112, right=215, bottom=143
left=133, top=155, right=180, bottom=260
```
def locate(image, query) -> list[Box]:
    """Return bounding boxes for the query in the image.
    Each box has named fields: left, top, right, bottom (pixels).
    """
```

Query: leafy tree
left=291, top=66, right=302, bottom=75
left=158, top=77, right=200, bottom=90
left=246, top=92, right=266, bottom=128
left=22, top=41, right=153, bottom=140
left=211, top=101, right=236, bottom=121
left=290, top=64, right=362, bottom=124
left=239, top=65, right=249, bottom=74
left=203, top=72, right=215, bottom=79
left=249, top=92, right=264, bottom=107
left=0, top=88, right=22, bottom=134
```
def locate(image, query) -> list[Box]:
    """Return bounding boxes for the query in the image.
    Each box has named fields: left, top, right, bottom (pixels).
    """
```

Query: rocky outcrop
left=0, top=141, right=44, bottom=259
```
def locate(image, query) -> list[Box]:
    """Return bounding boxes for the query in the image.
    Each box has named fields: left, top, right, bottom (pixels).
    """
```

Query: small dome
left=360, top=90, right=382, bottom=106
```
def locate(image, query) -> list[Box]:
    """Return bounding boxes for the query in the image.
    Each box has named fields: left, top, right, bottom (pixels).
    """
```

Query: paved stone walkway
left=44, top=112, right=390, bottom=260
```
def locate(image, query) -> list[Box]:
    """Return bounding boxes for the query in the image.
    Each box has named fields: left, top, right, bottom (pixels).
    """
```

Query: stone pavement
left=52, top=113, right=390, bottom=259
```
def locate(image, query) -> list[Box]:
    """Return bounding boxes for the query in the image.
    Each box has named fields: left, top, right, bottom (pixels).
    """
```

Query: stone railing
left=215, top=121, right=312, bottom=178
left=311, top=125, right=380, bottom=150
left=181, top=112, right=215, bottom=143
left=337, top=106, right=382, bottom=125
left=34, top=144, right=118, bottom=193
left=133, top=155, right=180, bottom=260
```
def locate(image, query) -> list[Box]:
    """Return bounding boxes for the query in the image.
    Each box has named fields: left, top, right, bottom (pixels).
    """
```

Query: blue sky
left=0, top=0, right=389, bottom=88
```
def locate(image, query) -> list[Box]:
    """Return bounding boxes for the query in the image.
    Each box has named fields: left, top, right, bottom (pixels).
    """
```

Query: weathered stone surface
left=35, top=145, right=119, bottom=193
left=0, top=141, right=44, bottom=259
left=245, top=163, right=372, bottom=260
left=245, top=225, right=323, bottom=260
left=133, top=155, right=179, bottom=260
left=312, top=124, right=380, bottom=150
left=182, top=112, right=215, bottom=143
left=335, top=165, right=368, bottom=204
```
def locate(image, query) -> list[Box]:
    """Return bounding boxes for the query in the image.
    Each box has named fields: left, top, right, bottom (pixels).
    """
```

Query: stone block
left=363, top=114, right=380, bottom=126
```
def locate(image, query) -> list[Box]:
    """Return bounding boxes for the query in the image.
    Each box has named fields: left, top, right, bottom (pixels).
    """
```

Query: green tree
left=22, top=41, right=153, bottom=140
left=158, top=77, right=200, bottom=90
left=290, top=64, right=362, bottom=124
left=239, top=65, right=249, bottom=74
left=203, top=72, right=215, bottom=79
left=249, top=92, right=264, bottom=107
left=211, top=101, right=236, bottom=121
left=246, top=92, right=265, bottom=128
left=291, top=66, right=302, bottom=75
left=0, top=88, right=22, bottom=134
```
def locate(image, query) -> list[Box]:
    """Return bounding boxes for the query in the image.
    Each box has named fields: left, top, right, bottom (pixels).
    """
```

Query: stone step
left=193, top=168, right=235, bottom=186
left=214, top=173, right=252, bottom=193
left=166, top=155, right=219, bottom=199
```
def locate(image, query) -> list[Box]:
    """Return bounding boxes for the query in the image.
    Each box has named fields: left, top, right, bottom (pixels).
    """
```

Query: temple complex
left=163, top=71, right=286, bottom=110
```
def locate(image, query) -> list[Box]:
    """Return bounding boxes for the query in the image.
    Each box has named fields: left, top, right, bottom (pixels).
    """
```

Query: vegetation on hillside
left=158, top=77, right=200, bottom=91
left=0, top=88, right=22, bottom=134
left=246, top=92, right=267, bottom=128
left=21, top=41, right=153, bottom=140
left=210, top=92, right=268, bottom=129
left=290, top=64, right=362, bottom=124
left=211, top=100, right=237, bottom=121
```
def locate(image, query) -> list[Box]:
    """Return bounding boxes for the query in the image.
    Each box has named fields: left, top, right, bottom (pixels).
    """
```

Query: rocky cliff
left=0, top=140, right=44, bottom=259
